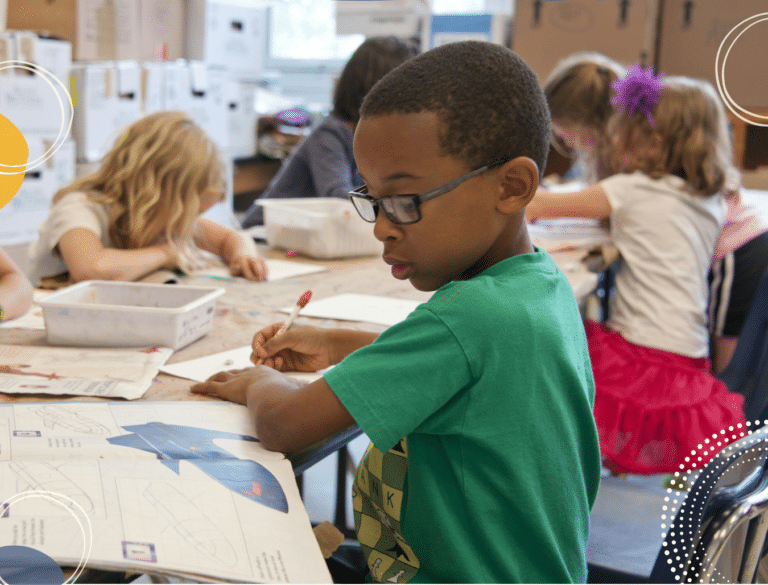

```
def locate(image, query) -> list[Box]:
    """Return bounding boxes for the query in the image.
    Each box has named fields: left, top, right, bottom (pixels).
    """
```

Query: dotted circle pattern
left=657, top=421, right=768, bottom=582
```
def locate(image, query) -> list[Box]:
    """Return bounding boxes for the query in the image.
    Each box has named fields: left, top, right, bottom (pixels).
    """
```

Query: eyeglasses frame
left=348, top=159, right=509, bottom=225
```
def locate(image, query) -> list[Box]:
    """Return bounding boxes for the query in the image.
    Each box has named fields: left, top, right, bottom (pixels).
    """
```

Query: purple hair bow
left=611, top=65, right=665, bottom=127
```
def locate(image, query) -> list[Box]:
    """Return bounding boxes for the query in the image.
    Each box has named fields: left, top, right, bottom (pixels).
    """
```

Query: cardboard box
left=0, top=137, right=75, bottom=245
left=0, top=68, right=73, bottom=138
left=657, top=0, right=768, bottom=110
left=187, top=62, right=229, bottom=151
left=0, top=32, right=16, bottom=72
left=511, top=0, right=661, bottom=83
left=14, top=32, right=73, bottom=86
left=139, top=61, right=165, bottom=114
left=6, top=0, right=184, bottom=61
left=422, top=13, right=510, bottom=50
left=162, top=60, right=229, bottom=151
left=336, top=0, right=424, bottom=38
left=226, top=79, right=258, bottom=159
left=186, top=0, right=267, bottom=81
left=72, top=61, right=142, bottom=162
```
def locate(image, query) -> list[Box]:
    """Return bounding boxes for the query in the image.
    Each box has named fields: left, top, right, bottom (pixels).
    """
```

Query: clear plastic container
left=38, top=281, right=225, bottom=350
left=258, top=198, right=381, bottom=259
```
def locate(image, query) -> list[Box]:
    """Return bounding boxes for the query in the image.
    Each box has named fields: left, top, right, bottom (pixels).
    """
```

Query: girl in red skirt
left=527, top=67, right=747, bottom=475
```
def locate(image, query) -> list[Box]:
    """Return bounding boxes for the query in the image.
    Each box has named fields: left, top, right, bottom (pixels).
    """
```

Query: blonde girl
left=29, top=111, right=266, bottom=285
left=527, top=70, right=746, bottom=475
left=543, top=52, right=626, bottom=182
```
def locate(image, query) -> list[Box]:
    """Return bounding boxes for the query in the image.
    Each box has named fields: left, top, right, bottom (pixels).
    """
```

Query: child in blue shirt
left=193, top=41, right=600, bottom=583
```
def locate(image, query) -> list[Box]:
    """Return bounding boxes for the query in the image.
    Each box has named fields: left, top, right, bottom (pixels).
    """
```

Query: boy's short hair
left=360, top=41, right=551, bottom=177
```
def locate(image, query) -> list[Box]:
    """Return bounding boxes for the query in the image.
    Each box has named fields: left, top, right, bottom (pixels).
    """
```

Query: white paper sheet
left=0, top=344, right=173, bottom=399
left=194, top=259, right=327, bottom=282
left=280, top=293, right=423, bottom=326
left=159, top=345, right=326, bottom=384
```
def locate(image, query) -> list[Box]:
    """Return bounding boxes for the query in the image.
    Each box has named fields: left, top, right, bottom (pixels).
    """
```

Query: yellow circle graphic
left=0, top=113, right=28, bottom=210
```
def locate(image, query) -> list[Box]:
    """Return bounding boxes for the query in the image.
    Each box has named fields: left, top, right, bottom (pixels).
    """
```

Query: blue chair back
left=719, top=268, right=768, bottom=423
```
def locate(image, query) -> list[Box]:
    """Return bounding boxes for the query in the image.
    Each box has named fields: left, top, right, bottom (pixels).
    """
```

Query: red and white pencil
left=255, top=290, right=312, bottom=366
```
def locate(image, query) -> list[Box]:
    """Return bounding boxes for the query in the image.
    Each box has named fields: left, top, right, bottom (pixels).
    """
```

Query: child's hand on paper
left=190, top=366, right=302, bottom=403
left=229, top=254, right=268, bottom=281
left=251, top=323, right=333, bottom=372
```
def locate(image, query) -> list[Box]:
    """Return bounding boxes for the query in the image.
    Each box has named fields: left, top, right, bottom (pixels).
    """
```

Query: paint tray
left=38, top=281, right=225, bottom=350
left=258, top=198, right=381, bottom=259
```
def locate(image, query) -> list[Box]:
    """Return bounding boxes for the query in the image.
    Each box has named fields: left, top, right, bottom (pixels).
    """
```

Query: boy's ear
left=497, top=157, right=539, bottom=214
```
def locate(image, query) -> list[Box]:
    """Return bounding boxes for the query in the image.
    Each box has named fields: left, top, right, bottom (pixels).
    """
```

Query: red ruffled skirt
left=585, top=321, right=747, bottom=475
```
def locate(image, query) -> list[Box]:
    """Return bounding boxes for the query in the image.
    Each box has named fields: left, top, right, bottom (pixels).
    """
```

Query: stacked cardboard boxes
left=0, top=32, right=75, bottom=245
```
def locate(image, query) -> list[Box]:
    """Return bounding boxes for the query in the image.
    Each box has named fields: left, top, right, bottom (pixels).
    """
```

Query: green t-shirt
left=324, top=249, right=601, bottom=583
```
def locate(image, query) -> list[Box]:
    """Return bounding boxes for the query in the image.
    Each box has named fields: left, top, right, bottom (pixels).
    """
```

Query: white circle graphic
left=0, top=489, right=93, bottom=585
left=0, top=60, right=74, bottom=175
left=715, top=13, right=768, bottom=127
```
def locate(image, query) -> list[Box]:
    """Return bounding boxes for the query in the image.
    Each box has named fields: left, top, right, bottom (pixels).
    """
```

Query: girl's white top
left=601, top=171, right=726, bottom=358
left=27, top=191, right=111, bottom=286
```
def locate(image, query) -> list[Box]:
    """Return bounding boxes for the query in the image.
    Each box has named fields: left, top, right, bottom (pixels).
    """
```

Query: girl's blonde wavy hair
left=601, top=76, right=733, bottom=197
left=53, top=111, right=225, bottom=251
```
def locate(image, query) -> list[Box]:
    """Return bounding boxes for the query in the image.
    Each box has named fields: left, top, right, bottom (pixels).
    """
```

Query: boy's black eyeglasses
left=348, top=160, right=508, bottom=225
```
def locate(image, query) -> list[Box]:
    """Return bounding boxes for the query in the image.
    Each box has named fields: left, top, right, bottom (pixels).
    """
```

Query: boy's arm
left=191, top=367, right=355, bottom=454
left=58, top=228, right=176, bottom=282
left=0, top=248, right=33, bottom=320
left=526, top=183, right=612, bottom=221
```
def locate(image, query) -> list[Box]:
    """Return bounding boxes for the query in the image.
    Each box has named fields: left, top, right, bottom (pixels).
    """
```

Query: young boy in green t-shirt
left=193, top=40, right=601, bottom=583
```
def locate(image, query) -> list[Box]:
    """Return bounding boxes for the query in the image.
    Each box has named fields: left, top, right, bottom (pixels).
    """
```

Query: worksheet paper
left=0, top=400, right=332, bottom=583
left=0, top=345, right=173, bottom=399
left=280, top=293, right=423, bottom=327
left=159, top=346, right=326, bottom=384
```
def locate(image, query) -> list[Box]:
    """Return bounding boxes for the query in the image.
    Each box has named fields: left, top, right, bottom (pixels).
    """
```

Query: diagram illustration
left=143, top=482, right=238, bottom=566
left=31, top=405, right=111, bottom=434
left=107, top=422, right=289, bottom=513
left=10, top=461, right=96, bottom=514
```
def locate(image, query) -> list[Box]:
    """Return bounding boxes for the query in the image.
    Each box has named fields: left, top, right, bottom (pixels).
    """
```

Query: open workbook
left=0, top=400, right=332, bottom=583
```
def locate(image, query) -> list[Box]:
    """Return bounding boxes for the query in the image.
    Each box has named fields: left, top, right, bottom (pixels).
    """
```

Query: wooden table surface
left=1, top=246, right=597, bottom=404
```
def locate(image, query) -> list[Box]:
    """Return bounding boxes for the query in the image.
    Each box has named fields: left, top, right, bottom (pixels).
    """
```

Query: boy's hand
left=251, top=324, right=333, bottom=372
left=190, top=366, right=300, bottom=403
left=230, top=254, right=268, bottom=281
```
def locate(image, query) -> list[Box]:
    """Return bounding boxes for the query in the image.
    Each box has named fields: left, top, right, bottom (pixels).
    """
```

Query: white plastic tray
left=38, top=281, right=225, bottom=350
left=258, top=198, right=381, bottom=259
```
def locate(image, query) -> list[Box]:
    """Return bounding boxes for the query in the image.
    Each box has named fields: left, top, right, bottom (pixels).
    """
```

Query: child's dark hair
left=360, top=41, right=551, bottom=177
left=332, top=36, right=419, bottom=125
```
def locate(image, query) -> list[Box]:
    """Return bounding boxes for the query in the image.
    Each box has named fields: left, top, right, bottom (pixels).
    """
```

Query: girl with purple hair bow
left=527, top=66, right=746, bottom=476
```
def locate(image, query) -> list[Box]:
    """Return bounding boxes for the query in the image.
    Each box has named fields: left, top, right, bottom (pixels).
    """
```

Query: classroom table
left=1, top=245, right=598, bottom=405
